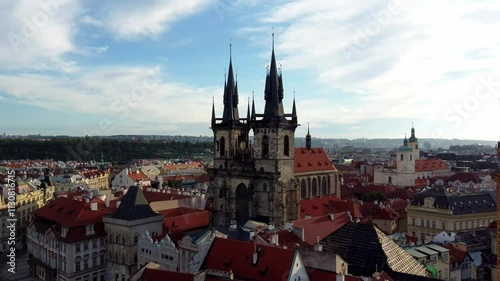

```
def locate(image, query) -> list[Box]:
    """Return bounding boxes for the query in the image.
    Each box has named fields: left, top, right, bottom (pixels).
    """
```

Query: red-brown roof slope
left=444, top=243, right=468, bottom=264
left=295, top=147, right=336, bottom=174
left=139, top=268, right=193, bottom=281
left=202, top=237, right=297, bottom=281
left=162, top=210, right=210, bottom=232
left=34, top=197, right=108, bottom=227
left=128, top=170, right=150, bottom=181
left=259, top=229, right=310, bottom=249
left=300, top=195, right=340, bottom=218
left=415, top=159, right=448, bottom=172
left=293, top=212, right=352, bottom=245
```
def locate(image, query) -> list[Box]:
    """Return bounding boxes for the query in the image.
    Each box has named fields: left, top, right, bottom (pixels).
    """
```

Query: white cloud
left=238, top=0, right=500, bottom=139
left=0, top=0, right=83, bottom=70
left=80, top=14, right=102, bottom=26
left=0, top=64, right=220, bottom=135
left=98, top=0, right=213, bottom=40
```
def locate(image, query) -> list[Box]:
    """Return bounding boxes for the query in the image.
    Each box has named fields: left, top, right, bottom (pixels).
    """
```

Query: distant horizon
left=2, top=133, right=498, bottom=143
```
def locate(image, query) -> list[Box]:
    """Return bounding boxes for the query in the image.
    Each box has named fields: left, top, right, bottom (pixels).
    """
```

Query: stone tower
left=210, top=39, right=299, bottom=229
left=407, top=125, right=420, bottom=161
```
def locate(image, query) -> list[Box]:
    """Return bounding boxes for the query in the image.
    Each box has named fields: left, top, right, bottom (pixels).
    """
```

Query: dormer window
left=61, top=227, right=69, bottom=238
left=86, top=224, right=95, bottom=236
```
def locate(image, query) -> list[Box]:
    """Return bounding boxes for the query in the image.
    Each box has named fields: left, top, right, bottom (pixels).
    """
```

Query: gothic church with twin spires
left=209, top=40, right=341, bottom=229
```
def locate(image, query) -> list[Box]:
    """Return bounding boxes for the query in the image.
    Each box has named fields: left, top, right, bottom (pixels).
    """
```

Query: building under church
left=209, top=40, right=340, bottom=229
left=374, top=127, right=449, bottom=186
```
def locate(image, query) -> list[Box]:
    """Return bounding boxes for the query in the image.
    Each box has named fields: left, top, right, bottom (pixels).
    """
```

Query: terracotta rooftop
left=202, top=237, right=298, bottom=281
left=294, top=147, right=337, bottom=174
left=138, top=267, right=193, bottom=281
left=415, top=159, right=448, bottom=172
left=293, top=212, right=352, bottom=245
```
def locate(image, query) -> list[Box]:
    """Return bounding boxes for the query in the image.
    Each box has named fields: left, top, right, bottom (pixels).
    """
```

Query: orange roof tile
left=128, top=170, right=150, bottom=181
left=294, top=147, right=336, bottom=174
left=293, top=212, right=352, bottom=245
left=202, top=238, right=297, bottom=281
left=415, top=159, right=448, bottom=172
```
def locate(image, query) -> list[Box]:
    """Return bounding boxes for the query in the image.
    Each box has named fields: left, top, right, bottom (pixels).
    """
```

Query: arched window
left=410, top=154, right=413, bottom=161
left=284, top=135, right=290, bottom=157
left=301, top=179, right=307, bottom=199
left=388, top=176, right=392, bottom=184
left=220, top=137, right=226, bottom=157
left=400, top=154, right=404, bottom=161
left=75, top=256, right=82, bottom=271
left=322, top=177, right=327, bottom=195
left=312, top=178, right=318, bottom=197
left=262, top=135, right=269, bottom=157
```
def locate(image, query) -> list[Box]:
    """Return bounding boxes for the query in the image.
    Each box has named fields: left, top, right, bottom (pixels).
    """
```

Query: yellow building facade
left=407, top=189, right=496, bottom=243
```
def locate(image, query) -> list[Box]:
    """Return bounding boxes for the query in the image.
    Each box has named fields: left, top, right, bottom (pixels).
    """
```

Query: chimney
left=270, top=233, right=279, bottom=246
left=125, top=168, right=129, bottom=175
left=346, top=211, right=353, bottom=222
left=90, top=202, right=98, bottom=211
left=314, top=236, right=322, bottom=252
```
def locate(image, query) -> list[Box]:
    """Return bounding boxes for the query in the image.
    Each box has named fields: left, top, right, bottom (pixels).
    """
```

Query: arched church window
left=220, top=137, right=226, bottom=157
left=322, top=177, right=327, bottom=195
left=301, top=179, right=307, bottom=199
left=400, top=154, right=403, bottom=161
left=388, top=176, right=392, bottom=184
left=262, top=135, right=269, bottom=157
left=312, top=178, right=318, bottom=197
left=284, top=135, right=290, bottom=157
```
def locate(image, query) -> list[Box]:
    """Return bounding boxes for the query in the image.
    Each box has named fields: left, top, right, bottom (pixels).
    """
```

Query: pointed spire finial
left=272, top=27, right=275, bottom=50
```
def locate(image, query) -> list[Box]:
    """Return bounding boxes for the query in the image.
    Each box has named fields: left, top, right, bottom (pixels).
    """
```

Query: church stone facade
left=209, top=43, right=339, bottom=229
left=209, top=44, right=299, bottom=229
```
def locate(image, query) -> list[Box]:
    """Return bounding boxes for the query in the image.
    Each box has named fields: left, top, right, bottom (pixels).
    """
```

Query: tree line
left=0, top=138, right=212, bottom=162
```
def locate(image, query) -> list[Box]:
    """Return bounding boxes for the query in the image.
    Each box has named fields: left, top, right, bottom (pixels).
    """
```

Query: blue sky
left=0, top=0, right=499, bottom=140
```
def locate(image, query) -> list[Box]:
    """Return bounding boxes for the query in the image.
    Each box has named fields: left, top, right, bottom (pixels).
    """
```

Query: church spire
left=263, top=31, right=285, bottom=122
left=306, top=123, right=311, bottom=150
left=291, top=91, right=297, bottom=123
left=246, top=97, right=251, bottom=121
left=222, top=41, right=239, bottom=124
left=251, top=91, right=256, bottom=121
left=211, top=97, right=216, bottom=127
left=409, top=123, right=418, bottom=143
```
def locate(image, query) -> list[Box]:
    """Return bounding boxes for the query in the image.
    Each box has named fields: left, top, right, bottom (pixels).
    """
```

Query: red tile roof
left=444, top=243, right=468, bottom=264
left=160, top=209, right=210, bottom=232
left=294, top=147, right=336, bottom=174
left=415, top=159, right=448, bottom=172
left=259, top=229, right=310, bottom=249
left=32, top=197, right=109, bottom=242
left=307, top=269, right=337, bottom=281
left=128, top=170, right=150, bottom=181
left=34, top=197, right=109, bottom=227
left=300, top=195, right=340, bottom=218
left=293, top=212, right=352, bottom=245
left=139, top=268, right=193, bottom=281
left=81, top=170, right=107, bottom=179
left=300, top=195, right=364, bottom=220
left=202, top=237, right=297, bottom=281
